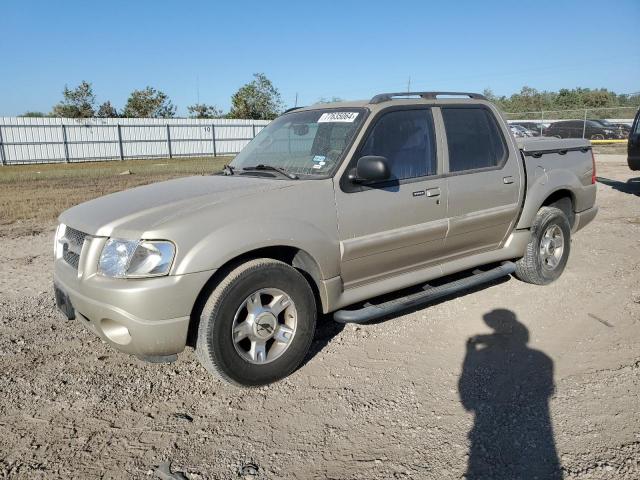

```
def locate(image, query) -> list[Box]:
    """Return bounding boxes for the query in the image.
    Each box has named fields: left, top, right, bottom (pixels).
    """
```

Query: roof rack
left=283, top=106, right=305, bottom=113
left=369, top=91, right=486, bottom=104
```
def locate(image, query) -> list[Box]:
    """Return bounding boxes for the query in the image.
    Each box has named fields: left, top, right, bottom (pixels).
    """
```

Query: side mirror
left=349, top=156, right=390, bottom=183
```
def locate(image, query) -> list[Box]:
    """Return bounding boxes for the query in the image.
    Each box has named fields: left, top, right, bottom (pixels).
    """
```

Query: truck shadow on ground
left=302, top=268, right=512, bottom=367
left=458, top=309, right=561, bottom=479
left=597, top=176, right=640, bottom=196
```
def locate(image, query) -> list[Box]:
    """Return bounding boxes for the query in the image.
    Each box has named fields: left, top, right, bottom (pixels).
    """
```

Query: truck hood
left=59, top=174, right=297, bottom=237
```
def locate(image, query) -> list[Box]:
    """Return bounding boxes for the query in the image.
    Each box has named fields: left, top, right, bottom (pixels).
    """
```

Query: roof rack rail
left=283, top=106, right=305, bottom=113
left=369, top=91, right=486, bottom=104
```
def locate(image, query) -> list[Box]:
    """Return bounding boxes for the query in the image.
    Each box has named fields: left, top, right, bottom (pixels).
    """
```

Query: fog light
left=101, top=318, right=132, bottom=345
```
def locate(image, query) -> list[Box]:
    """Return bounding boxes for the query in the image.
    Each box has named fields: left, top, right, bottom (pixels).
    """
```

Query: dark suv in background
left=628, top=109, right=640, bottom=170
left=544, top=120, right=625, bottom=140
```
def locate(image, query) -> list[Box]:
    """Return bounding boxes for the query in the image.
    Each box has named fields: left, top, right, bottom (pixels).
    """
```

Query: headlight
left=54, top=223, right=66, bottom=259
left=98, top=239, right=175, bottom=278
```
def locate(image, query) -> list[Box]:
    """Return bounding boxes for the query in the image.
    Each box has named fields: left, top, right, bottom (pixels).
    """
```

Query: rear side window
left=359, top=109, right=437, bottom=180
left=442, top=108, right=507, bottom=172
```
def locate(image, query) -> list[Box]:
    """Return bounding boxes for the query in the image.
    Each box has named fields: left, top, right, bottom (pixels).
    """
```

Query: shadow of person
left=458, top=309, right=561, bottom=479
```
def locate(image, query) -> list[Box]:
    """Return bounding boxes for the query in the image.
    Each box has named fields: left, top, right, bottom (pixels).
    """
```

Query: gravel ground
left=1, top=154, right=639, bottom=479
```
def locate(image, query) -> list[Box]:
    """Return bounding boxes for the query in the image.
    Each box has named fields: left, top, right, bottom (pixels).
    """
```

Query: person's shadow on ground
left=458, top=309, right=561, bottom=479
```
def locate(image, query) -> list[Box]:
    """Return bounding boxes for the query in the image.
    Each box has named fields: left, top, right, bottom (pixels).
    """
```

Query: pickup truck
left=53, top=91, right=598, bottom=386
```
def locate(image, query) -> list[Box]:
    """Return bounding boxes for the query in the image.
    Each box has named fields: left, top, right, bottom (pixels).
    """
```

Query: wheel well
left=186, top=246, right=324, bottom=347
left=541, top=189, right=575, bottom=226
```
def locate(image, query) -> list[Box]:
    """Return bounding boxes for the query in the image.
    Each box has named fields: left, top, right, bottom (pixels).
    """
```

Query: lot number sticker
left=318, top=112, right=359, bottom=123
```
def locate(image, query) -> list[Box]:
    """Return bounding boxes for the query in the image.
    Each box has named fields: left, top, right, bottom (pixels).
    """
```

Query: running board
left=333, top=261, right=516, bottom=324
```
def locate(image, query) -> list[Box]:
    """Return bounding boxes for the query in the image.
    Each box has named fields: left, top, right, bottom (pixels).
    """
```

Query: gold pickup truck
left=54, top=92, right=598, bottom=386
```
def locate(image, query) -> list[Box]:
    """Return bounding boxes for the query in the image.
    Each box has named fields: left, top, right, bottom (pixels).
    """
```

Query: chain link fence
left=504, top=106, right=638, bottom=140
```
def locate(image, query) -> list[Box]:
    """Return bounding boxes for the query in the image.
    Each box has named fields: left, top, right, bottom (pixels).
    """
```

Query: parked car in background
left=606, top=122, right=631, bottom=137
left=509, top=124, right=533, bottom=138
left=628, top=109, right=640, bottom=170
left=544, top=120, right=625, bottom=140
left=511, top=121, right=545, bottom=136
left=587, top=119, right=629, bottom=138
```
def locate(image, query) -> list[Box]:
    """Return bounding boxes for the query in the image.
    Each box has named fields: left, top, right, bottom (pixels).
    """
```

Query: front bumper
left=53, top=238, right=213, bottom=357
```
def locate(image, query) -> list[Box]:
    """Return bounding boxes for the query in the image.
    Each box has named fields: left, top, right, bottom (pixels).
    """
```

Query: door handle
left=503, top=176, right=515, bottom=184
left=426, top=187, right=441, bottom=197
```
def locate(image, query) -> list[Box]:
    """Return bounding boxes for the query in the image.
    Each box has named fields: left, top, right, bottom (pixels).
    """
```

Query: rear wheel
left=591, top=134, right=605, bottom=140
left=515, top=207, right=571, bottom=285
left=196, top=259, right=316, bottom=386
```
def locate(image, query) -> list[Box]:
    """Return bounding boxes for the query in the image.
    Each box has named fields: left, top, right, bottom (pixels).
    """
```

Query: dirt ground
left=0, top=154, right=638, bottom=479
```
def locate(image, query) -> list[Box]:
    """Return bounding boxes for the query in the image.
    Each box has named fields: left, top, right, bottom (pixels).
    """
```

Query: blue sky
left=1, top=0, right=639, bottom=116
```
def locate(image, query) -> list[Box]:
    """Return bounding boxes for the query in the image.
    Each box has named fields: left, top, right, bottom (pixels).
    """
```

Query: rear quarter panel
left=516, top=139, right=596, bottom=229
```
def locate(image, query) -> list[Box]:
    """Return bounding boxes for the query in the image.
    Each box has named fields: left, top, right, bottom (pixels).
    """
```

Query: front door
left=334, top=107, right=449, bottom=288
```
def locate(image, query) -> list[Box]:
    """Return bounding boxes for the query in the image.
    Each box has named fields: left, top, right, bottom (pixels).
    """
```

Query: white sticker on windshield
left=318, top=112, right=359, bottom=123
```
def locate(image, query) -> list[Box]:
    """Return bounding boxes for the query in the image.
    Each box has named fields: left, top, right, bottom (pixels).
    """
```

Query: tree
left=228, top=73, right=283, bottom=120
left=482, top=88, right=498, bottom=103
left=51, top=80, right=96, bottom=118
left=20, top=111, right=48, bottom=117
left=97, top=101, right=118, bottom=118
left=187, top=103, right=223, bottom=119
left=122, top=87, right=176, bottom=118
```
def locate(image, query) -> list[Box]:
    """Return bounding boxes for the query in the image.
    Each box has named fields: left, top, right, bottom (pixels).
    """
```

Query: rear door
left=440, top=105, right=523, bottom=260
left=334, top=107, right=448, bottom=288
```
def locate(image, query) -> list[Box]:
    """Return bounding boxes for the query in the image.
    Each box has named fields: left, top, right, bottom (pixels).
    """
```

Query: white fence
left=0, top=117, right=270, bottom=165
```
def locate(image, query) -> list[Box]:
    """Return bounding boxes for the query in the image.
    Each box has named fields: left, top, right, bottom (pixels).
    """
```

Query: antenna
left=407, top=76, right=411, bottom=93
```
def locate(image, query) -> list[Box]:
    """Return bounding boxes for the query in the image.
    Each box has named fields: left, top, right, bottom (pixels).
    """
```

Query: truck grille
left=61, top=226, right=88, bottom=269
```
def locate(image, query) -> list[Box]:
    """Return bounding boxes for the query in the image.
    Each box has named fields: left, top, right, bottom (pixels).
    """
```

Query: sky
left=1, top=0, right=639, bottom=116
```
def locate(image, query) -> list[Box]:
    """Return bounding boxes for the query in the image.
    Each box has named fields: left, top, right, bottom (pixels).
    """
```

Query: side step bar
left=333, top=261, right=516, bottom=324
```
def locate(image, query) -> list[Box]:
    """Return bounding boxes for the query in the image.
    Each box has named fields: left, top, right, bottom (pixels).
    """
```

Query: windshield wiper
left=242, top=164, right=299, bottom=180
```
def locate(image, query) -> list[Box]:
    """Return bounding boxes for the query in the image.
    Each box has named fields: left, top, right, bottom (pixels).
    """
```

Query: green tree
left=97, top=101, right=118, bottom=118
left=187, top=103, right=223, bottom=119
left=20, top=111, right=48, bottom=117
left=229, top=73, right=283, bottom=120
left=51, top=80, right=96, bottom=118
left=122, top=87, right=176, bottom=118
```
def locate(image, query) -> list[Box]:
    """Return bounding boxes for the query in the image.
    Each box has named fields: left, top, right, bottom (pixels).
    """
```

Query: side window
left=359, top=109, right=437, bottom=180
left=442, top=108, right=507, bottom=172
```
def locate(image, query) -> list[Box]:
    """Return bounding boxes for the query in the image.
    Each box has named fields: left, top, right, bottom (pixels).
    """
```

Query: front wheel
left=515, top=207, right=571, bottom=285
left=196, top=259, right=316, bottom=386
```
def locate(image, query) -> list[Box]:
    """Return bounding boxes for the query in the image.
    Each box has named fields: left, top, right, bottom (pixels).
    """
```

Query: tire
left=591, top=134, right=605, bottom=141
left=195, top=258, right=316, bottom=387
left=515, top=207, right=571, bottom=285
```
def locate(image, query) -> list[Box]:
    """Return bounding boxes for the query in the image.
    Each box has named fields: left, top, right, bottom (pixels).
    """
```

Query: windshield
left=230, top=108, right=365, bottom=177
